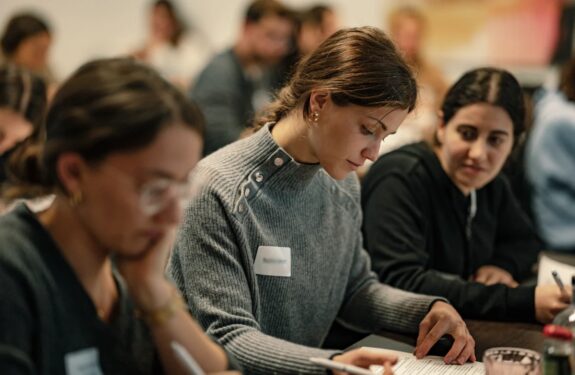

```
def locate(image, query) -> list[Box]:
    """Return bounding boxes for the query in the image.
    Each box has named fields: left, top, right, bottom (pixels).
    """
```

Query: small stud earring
left=311, top=112, right=320, bottom=123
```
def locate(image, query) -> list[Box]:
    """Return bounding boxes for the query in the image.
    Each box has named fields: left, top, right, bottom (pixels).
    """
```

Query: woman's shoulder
left=362, top=142, right=441, bottom=202
left=0, top=204, right=49, bottom=276
left=0, top=204, right=35, bottom=240
left=192, top=132, right=279, bottom=204
left=368, top=142, right=435, bottom=180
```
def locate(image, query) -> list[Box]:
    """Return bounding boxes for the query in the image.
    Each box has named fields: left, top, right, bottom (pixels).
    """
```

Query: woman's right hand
left=332, top=347, right=398, bottom=375
left=535, top=284, right=572, bottom=323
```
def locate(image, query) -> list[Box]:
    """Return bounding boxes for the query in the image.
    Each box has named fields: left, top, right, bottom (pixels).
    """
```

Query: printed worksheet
left=537, top=254, right=575, bottom=286
left=366, top=348, right=485, bottom=375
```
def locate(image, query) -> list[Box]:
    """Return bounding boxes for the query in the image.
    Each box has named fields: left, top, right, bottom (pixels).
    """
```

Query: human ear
left=309, top=90, right=330, bottom=113
left=56, top=152, right=87, bottom=197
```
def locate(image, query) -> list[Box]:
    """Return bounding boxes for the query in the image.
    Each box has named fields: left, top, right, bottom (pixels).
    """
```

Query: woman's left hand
left=473, top=265, right=518, bottom=287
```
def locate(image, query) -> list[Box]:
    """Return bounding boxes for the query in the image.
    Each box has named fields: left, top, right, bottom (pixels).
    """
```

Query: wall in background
left=0, top=0, right=562, bottom=86
left=0, top=0, right=394, bottom=80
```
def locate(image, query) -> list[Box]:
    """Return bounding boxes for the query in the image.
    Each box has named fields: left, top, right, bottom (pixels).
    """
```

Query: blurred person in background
left=296, top=4, right=340, bottom=56
left=380, top=5, right=448, bottom=155
left=191, top=0, right=294, bottom=156
left=526, top=57, right=575, bottom=253
left=0, top=65, right=46, bottom=191
left=133, top=0, right=212, bottom=91
left=269, top=4, right=340, bottom=91
left=0, top=57, right=240, bottom=374
left=1, top=12, right=56, bottom=94
left=362, top=67, right=565, bottom=324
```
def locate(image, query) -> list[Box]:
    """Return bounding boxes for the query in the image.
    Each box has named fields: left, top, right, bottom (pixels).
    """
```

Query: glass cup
left=483, top=347, right=542, bottom=375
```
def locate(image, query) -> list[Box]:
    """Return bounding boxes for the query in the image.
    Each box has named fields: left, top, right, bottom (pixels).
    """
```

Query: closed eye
left=360, top=124, right=375, bottom=136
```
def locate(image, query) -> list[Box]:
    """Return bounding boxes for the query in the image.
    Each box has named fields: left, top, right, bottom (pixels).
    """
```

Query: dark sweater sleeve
left=0, top=263, right=36, bottom=374
left=336, top=230, right=442, bottom=336
left=490, top=177, right=541, bottom=280
left=362, top=173, right=536, bottom=322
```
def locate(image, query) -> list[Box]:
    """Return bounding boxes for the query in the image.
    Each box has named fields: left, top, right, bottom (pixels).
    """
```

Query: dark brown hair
left=153, top=0, right=186, bottom=47
left=299, top=4, right=333, bottom=29
left=245, top=0, right=293, bottom=24
left=559, top=57, right=575, bottom=102
left=5, top=57, right=204, bottom=198
left=441, top=67, right=525, bottom=139
left=1, top=13, right=51, bottom=57
left=256, top=26, right=417, bottom=128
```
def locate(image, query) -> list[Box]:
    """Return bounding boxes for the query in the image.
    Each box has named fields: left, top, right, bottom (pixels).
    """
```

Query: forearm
left=130, top=279, right=230, bottom=374
left=413, top=273, right=536, bottom=322
left=220, top=328, right=338, bottom=375
left=338, top=281, right=441, bottom=335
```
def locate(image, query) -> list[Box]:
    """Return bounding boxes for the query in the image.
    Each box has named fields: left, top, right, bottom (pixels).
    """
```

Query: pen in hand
left=552, top=270, right=569, bottom=299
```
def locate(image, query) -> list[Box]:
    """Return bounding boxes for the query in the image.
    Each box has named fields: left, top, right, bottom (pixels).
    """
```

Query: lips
left=461, top=164, right=484, bottom=174
left=142, top=230, right=163, bottom=243
left=347, top=160, right=363, bottom=168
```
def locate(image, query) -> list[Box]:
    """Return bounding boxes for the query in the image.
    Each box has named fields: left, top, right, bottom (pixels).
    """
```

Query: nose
left=362, top=140, right=381, bottom=162
left=468, top=139, right=488, bottom=162
left=153, top=197, right=182, bottom=227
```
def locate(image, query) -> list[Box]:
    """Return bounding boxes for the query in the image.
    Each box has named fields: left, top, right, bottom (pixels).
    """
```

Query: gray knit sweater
left=168, top=125, right=440, bottom=374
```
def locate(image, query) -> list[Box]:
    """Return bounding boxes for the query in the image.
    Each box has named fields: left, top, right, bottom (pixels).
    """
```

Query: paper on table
left=537, top=254, right=575, bottom=286
left=364, top=348, right=484, bottom=375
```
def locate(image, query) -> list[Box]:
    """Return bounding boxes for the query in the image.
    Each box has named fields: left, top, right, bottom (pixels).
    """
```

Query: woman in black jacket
left=362, top=67, right=567, bottom=324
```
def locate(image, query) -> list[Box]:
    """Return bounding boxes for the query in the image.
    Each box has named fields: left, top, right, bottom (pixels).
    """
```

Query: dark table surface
left=338, top=250, right=575, bottom=359
left=348, top=319, right=543, bottom=360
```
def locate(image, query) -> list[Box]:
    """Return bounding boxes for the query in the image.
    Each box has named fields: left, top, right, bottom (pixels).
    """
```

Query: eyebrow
left=367, top=116, right=388, bottom=132
left=142, top=169, right=185, bottom=182
left=490, top=130, right=510, bottom=136
left=458, top=124, right=510, bottom=137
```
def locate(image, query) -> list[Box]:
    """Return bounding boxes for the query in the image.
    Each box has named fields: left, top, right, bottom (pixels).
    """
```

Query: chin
left=324, top=167, right=349, bottom=180
left=115, top=245, right=150, bottom=261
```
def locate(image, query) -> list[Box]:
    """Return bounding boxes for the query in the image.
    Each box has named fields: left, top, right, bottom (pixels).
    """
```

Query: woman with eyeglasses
left=0, top=58, right=239, bottom=374
left=169, top=27, right=475, bottom=375
left=362, top=67, right=568, bottom=324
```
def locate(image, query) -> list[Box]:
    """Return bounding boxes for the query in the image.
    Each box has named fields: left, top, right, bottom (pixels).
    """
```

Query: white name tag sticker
left=254, top=246, right=291, bottom=277
left=65, top=347, right=103, bottom=375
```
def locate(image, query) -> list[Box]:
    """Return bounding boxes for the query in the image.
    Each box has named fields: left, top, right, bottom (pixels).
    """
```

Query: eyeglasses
left=102, top=163, right=195, bottom=216
left=138, top=175, right=194, bottom=216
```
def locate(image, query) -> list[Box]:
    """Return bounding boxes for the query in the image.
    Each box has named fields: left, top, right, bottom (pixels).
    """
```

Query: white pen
left=171, top=341, right=206, bottom=375
left=310, top=357, right=376, bottom=375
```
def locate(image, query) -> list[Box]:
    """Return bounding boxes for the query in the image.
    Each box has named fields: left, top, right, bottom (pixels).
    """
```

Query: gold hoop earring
left=69, top=191, right=84, bottom=208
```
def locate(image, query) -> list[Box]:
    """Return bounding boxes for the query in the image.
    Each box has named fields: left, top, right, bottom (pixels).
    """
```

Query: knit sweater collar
left=245, top=123, right=323, bottom=189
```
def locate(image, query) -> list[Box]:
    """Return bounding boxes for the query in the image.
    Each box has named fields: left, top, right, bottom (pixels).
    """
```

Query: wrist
left=135, top=283, right=186, bottom=327
left=127, top=277, right=170, bottom=308
left=428, top=298, right=449, bottom=311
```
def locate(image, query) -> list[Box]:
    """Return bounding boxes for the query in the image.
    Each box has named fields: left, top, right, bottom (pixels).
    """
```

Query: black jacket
left=362, top=142, right=540, bottom=322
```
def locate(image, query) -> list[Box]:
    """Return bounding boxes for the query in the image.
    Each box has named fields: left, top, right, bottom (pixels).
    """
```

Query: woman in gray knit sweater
left=169, top=26, right=475, bottom=375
